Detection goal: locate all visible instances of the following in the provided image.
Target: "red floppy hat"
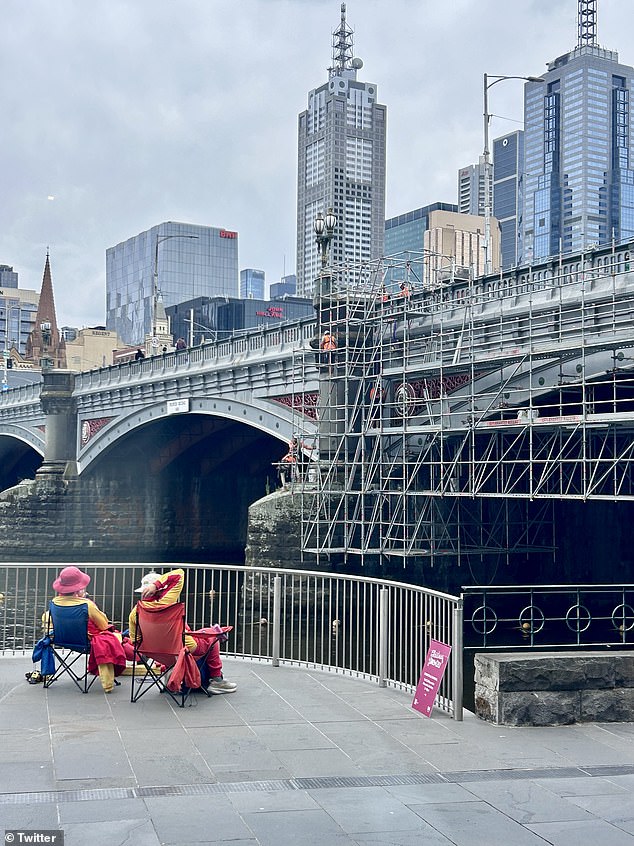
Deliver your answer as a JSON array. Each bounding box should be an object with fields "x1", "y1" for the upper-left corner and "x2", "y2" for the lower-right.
[{"x1": 52, "y1": 566, "x2": 91, "y2": 595}]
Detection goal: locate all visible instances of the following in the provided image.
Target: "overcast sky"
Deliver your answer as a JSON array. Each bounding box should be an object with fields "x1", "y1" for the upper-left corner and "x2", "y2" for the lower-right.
[{"x1": 1, "y1": 0, "x2": 628, "y2": 327}]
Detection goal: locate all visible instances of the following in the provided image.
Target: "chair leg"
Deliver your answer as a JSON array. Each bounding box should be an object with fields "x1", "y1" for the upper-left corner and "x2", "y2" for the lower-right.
[{"x1": 44, "y1": 649, "x2": 97, "y2": 693}]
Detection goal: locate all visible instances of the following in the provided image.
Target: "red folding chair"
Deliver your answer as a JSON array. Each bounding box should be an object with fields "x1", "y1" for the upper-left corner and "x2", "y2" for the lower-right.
[{"x1": 130, "y1": 602, "x2": 211, "y2": 708}]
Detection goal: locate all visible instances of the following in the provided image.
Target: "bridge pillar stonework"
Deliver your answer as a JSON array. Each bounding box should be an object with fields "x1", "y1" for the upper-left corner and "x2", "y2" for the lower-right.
[{"x1": 37, "y1": 370, "x2": 78, "y2": 480}]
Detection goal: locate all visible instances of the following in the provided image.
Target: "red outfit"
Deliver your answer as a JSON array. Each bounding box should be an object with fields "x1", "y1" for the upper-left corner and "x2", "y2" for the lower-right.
[{"x1": 129, "y1": 569, "x2": 223, "y2": 678}]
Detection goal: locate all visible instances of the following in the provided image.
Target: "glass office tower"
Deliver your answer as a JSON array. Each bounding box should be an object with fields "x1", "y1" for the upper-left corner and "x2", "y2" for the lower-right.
[
  {"x1": 240, "y1": 268, "x2": 265, "y2": 299},
  {"x1": 296, "y1": 4, "x2": 386, "y2": 297},
  {"x1": 385, "y1": 203, "x2": 459, "y2": 256},
  {"x1": 493, "y1": 130, "x2": 524, "y2": 268},
  {"x1": 106, "y1": 221, "x2": 239, "y2": 346},
  {"x1": 522, "y1": 24, "x2": 634, "y2": 261}
]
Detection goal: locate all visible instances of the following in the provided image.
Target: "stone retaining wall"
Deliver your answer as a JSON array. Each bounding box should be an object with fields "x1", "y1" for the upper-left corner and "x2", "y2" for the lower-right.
[{"x1": 475, "y1": 651, "x2": 634, "y2": 726}]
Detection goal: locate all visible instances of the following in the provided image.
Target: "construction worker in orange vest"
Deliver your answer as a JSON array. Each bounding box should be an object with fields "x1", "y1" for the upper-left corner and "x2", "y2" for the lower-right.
[{"x1": 320, "y1": 331, "x2": 337, "y2": 351}]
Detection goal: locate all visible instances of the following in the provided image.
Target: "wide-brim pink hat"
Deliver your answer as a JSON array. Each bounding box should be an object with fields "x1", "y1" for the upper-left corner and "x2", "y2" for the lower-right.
[{"x1": 52, "y1": 566, "x2": 91, "y2": 595}]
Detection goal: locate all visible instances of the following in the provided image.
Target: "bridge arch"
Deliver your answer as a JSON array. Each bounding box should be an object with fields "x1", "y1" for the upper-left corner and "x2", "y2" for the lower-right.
[
  {"x1": 78, "y1": 396, "x2": 315, "y2": 473},
  {"x1": 0, "y1": 426, "x2": 44, "y2": 491}
]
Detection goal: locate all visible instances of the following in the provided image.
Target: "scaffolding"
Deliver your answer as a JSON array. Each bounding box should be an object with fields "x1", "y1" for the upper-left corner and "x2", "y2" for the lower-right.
[{"x1": 295, "y1": 242, "x2": 634, "y2": 577}]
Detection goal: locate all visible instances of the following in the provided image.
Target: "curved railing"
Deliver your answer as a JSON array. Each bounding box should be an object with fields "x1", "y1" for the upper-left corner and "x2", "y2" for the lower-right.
[{"x1": 0, "y1": 561, "x2": 463, "y2": 719}]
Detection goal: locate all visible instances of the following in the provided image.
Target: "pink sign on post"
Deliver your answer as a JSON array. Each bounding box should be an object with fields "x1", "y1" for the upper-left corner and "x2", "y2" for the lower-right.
[{"x1": 412, "y1": 639, "x2": 452, "y2": 718}]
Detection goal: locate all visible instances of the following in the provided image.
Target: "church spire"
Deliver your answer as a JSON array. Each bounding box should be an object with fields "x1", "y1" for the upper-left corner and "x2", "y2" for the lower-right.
[{"x1": 25, "y1": 252, "x2": 66, "y2": 369}]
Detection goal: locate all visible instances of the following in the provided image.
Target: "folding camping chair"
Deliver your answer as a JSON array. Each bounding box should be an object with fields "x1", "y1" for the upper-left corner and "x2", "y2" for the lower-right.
[
  {"x1": 43, "y1": 601, "x2": 98, "y2": 693},
  {"x1": 130, "y1": 602, "x2": 214, "y2": 708}
]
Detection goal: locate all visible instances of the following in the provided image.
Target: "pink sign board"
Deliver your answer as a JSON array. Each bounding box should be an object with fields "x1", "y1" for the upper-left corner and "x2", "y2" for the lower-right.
[{"x1": 412, "y1": 639, "x2": 452, "y2": 718}]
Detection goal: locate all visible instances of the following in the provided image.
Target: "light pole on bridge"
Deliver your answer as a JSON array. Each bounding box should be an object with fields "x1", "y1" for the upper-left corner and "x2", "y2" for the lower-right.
[
  {"x1": 482, "y1": 72, "x2": 541, "y2": 275},
  {"x1": 152, "y1": 232, "x2": 199, "y2": 350}
]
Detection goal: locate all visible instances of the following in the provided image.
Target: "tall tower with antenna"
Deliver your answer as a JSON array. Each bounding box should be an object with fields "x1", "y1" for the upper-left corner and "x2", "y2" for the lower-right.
[
  {"x1": 521, "y1": 0, "x2": 634, "y2": 261},
  {"x1": 296, "y1": 3, "x2": 386, "y2": 297}
]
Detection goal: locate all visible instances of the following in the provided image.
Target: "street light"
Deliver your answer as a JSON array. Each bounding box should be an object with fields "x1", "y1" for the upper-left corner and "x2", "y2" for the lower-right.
[
  {"x1": 152, "y1": 232, "x2": 199, "y2": 347},
  {"x1": 183, "y1": 315, "x2": 220, "y2": 347},
  {"x1": 483, "y1": 73, "x2": 541, "y2": 275},
  {"x1": 314, "y1": 208, "x2": 337, "y2": 270}
]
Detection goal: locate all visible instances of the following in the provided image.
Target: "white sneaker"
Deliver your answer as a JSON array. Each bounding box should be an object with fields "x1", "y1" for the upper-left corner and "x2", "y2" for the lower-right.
[{"x1": 208, "y1": 677, "x2": 237, "y2": 694}]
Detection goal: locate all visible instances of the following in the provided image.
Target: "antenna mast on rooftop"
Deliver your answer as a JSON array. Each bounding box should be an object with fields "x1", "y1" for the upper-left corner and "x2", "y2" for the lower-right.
[
  {"x1": 578, "y1": 0, "x2": 598, "y2": 48},
  {"x1": 329, "y1": 2, "x2": 354, "y2": 76}
]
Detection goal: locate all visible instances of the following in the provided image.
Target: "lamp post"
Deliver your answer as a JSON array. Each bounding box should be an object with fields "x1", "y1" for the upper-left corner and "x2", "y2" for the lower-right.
[
  {"x1": 314, "y1": 208, "x2": 337, "y2": 270},
  {"x1": 152, "y1": 232, "x2": 199, "y2": 346},
  {"x1": 183, "y1": 315, "x2": 220, "y2": 346},
  {"x1": 483, "y1": 73, "x2": 541, "y2": 275}
]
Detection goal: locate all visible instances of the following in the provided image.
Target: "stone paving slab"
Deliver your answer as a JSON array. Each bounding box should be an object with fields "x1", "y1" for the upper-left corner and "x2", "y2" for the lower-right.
[{"x1": 1, "y1": 655, "x2": 634, "y2": 845}]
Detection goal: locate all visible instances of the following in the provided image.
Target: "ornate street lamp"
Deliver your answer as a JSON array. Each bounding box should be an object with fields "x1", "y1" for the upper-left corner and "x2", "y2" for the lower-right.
[{"x1": 314, "y1": 208, "x2": 337, "y2": 270}]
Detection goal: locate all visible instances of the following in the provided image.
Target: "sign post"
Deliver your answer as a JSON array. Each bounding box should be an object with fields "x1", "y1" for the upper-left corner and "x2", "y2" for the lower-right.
[{"x1": 412, "y1": 639, "x2": 452, "y2": 718}]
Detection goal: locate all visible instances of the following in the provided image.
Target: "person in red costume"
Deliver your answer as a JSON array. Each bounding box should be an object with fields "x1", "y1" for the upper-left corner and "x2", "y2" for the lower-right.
[
  {"x1": 44, "y1": 566, "x2": 129, "y2": 693},
  {"x1": 128, "y1": 568, "x2": 237, "y2": 694}
]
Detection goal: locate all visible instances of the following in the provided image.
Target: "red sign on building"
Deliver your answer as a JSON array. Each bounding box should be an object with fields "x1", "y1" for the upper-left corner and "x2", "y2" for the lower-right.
[
  {"x1": 219, "y1": 230, "x2": 237, "y2": 239},
  {"x1": 255, "y1": 306, "x2": 284, "y2": 318}
]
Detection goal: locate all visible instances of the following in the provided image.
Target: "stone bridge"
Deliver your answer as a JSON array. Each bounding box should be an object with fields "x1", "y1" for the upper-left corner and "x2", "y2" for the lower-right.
[
  {"x1": 2, "y1": 247, "x2": 634, "y2": 587},
  {"x1": 0, "y1": 319, "x2": 320, "y2": 487}
]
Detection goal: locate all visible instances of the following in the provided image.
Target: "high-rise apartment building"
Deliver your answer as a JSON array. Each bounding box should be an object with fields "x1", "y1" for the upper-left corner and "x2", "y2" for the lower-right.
[
  {"x1": 240, "y1": 268, "x2": 265, "y2": 300},
  {"x1": 296, "y1": 3, "x2": 386, "y2": 297},
  {"x1": 493, "y1": 130, "x2": 524, "y2": 268},
  {"x1": 0, "y1": 264, "x2": 38, "y2": 356},
  {"x1": 522, "y1": 1, "x2": 634, "y2": 261},
  {"x1": 424, "y1": 209, "x2": 500, "y2": 284},
  {"x1": 458, "y1": 159, "x2": 489, "y2": 217},
  {"x1": 106, "y1": 221, "x2": 239, "y2": 345},
  {"x1": 385, "y1": 204, "x2": 500, "y2": 287}
]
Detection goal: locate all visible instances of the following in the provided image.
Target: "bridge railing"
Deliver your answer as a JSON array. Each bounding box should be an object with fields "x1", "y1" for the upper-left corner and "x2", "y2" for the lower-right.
[
  {"x1": 0, "y1": 562, "x2": 463, "y2": 719},
  {"x1": 0, "y1": 381, "x2": 42, "y2": 410},
  {"x1": 72, "y1": 319, "x2": 318, "y2": 392}
]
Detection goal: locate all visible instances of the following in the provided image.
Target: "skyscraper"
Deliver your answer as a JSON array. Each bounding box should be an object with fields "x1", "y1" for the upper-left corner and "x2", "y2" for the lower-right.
[
  {"x1": 457, "y1": 159, "x2": 489, "y2": 217},
  {"x1": 240, "y1": 268, "x2": 265, "y2": 300},
  {"x1": 106, "y1": 221, "x2": 239, "y2": 346},
  {"x1": 522, "y1": 0, "x2": 634, "y2": 261},
  {"x1": 295, "y1": 3, "x2": 386, "y2": 297},
  {"x1": 493, "y1": 130, "x2": 524, "y2": 268}
]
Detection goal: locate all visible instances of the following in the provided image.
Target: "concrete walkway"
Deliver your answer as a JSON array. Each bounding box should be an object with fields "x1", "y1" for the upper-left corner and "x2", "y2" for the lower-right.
[{"x1": 1, "y1": 655, "x2": 634, "y2": 845}]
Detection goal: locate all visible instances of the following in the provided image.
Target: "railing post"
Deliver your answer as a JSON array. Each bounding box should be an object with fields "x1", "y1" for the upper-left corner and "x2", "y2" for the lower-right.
[
  {"x1": 378, "y1": 587, "x2": 389, "y2": 687},
  {"x1": 452, "y1": 598, "x2": 464, "y2": 721},
  {"x1": 272, "y1": 575, "x2": 281, "y2": 667}
]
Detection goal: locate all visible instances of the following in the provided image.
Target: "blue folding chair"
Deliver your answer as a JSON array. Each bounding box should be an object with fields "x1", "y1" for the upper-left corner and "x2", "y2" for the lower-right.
[{"x1": 43, "y1": 601, "x2": 98, "y2": 693}]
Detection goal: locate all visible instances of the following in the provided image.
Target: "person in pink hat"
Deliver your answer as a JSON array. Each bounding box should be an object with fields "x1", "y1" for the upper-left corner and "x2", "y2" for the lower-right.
[{"x1": 44, "y1": 566, "x2": 128, "y2": 693}]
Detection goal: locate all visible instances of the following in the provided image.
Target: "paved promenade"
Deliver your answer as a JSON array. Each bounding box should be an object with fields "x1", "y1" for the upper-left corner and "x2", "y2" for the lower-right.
[{"x1": 1, "y1": 655, "x2": 633, "y2": 845}]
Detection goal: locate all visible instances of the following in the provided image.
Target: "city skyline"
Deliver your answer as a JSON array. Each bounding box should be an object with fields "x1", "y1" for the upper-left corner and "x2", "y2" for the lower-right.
[{"x1": 0, "y1": 0, "x2": 629, "y2": 327}]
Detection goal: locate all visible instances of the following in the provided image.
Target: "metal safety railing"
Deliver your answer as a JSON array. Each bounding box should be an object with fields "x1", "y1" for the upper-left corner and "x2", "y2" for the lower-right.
[
  {"x1": 462, "y1": 583, "x2": 634, "y2": 649},
  {"x1": 0, "y1": 562, "x2": 463, "y2": 719}
]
